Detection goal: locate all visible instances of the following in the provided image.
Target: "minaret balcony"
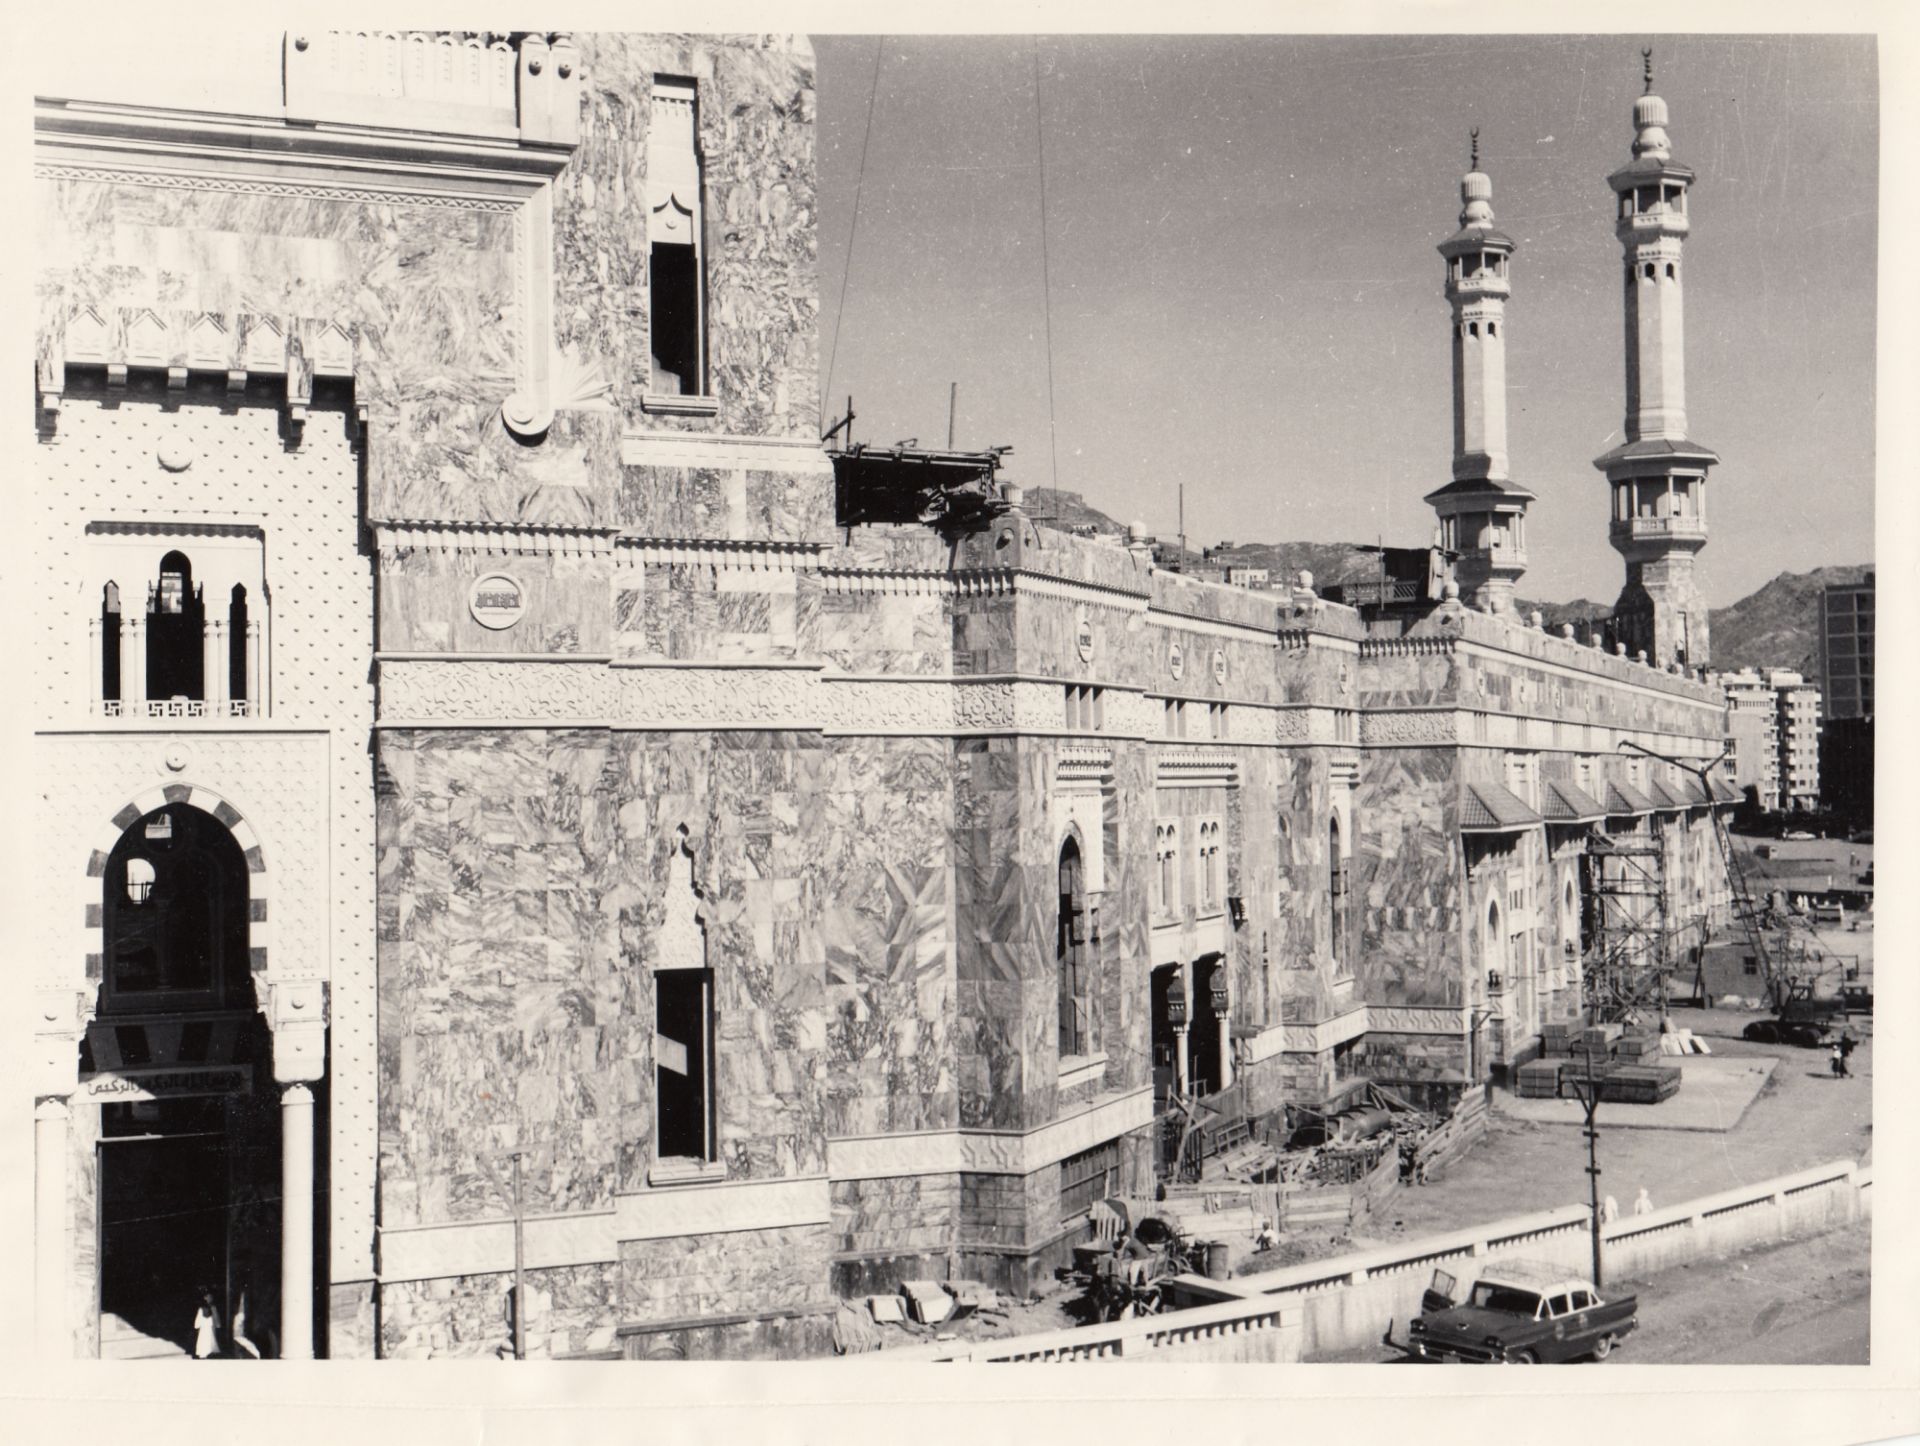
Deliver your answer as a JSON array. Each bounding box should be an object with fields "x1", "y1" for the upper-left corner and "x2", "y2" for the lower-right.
[
  {"x1": 1617, "y1": 212, "x2": 1690, "y2": 241},
  {"x1": 1461, "y1": 543, "x2": 1527, "y2": 574},
  {"x1": 1446, "y1": 275, "x2": 1511, "y2": 302},
  {"x1": 1611, "y1": 515, "x2": 1707, "y2": 548}
]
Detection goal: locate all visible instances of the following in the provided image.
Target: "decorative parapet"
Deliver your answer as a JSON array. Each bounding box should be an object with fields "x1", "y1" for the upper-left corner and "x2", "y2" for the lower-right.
[
  {"x1": 1360, "y1": 636, "x2": 1458, "y2": 660},
  {"x1": 1154, "y1": 751, "x2": 1240, "y2": 790},
  {"x1": 1439, "y1": 607, "x2": 1723, "y2": 705},
  {"x1": 283, "y1": 31, "x2": 580, "y2": 147},
  {"x1": 952, "y1": 567, "x2": 1149, "y2": 614},
  {"x1": 38, "y1": 306, "x2": 360, "y2": 436}
]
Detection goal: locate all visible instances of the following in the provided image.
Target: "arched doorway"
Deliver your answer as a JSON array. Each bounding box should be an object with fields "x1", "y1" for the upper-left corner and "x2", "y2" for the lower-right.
[
  {"x1": 1188, "y1": 954, "x2": 1227, "y2": 1097},
  {"x1": 85, "y1": 803, "x2": 279, "y2": 1358}
]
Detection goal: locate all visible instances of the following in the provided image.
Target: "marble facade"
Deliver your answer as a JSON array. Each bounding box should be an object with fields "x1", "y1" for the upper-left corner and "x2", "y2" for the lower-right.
[{"x1": 32, "y1": 30, "x2": 1735, "y2": 1360}]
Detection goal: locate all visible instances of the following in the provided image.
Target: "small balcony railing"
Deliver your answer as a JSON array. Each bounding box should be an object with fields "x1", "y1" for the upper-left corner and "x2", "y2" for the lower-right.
[{"x1": 99, "y1": 699, "x2": 255, "y2": 720}]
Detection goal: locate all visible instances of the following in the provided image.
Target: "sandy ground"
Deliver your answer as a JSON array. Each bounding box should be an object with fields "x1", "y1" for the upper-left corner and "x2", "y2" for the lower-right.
[
  {"x1": 1348, "y1": 1005, "x2": 1871, "y2": 1248},
  {"x1": 1494, "y1": 1052, "x2": 1777, "y2": 1131}
]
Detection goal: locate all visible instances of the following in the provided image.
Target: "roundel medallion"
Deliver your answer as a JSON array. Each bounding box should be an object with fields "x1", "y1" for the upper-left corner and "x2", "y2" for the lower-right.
[
  {"x1": 1168, "y1": 641, "x2": 1185, "y2": 681},
  {"x1": 469, "y1": 573, "x2": 527, "y2": 631},
  {"x1": 1212, "y1": 647, "x2": 1227, "y2": 685},
  {"x1": 1076, "y1": 607, "x2": 1095, "y2": 663}
]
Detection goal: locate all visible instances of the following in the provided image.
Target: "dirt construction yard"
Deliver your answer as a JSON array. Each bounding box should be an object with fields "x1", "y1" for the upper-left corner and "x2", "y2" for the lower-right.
[{"x1": 1347, "y1": 1005, "x2": 1872, "y2": 1248}]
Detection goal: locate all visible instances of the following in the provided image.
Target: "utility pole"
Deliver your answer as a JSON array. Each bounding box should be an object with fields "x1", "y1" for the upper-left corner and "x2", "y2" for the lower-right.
[
  {"x1": 479, "y1": 1143, "x2": 551, "y2": 1360},
  {"x1": 511, "y1": 1147, "x2": 526, "y2": 1361},
  {"x1": 1566, "y1": 1040, "x2": 1607, "y2": 1289},
  {"x1": 1178, "y1": 482, "x2": 1186, "y2": 573},
  {"x1": 947, "y1": 381, "x2": 957, "y2": 449}
]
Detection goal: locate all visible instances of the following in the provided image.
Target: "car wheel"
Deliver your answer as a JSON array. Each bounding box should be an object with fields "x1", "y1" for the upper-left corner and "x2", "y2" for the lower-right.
[
  {"x1": 1510, "y1": 1350, "x2": 1538, "y2": 1364},
  {"x1": 1593, "y1": 1334, "x2": 1615, "y2": 1360}
]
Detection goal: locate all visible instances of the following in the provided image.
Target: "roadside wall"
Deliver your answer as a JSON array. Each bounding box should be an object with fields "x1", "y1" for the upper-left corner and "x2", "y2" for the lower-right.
[{"x1": 881, "y1": 1157, "x2": 1869, "y2": 1362}]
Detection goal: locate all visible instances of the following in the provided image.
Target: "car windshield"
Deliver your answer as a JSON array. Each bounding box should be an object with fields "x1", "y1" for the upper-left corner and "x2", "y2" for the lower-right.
[{"x1": 1468, "y1": 1283, "x2": 1543, "y2": 1316}]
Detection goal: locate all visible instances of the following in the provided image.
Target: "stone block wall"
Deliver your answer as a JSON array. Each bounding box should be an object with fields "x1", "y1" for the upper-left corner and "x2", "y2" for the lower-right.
[
  {"x1": 1353, "y1": 747, "x2": 1463, "y2": 1009},
  {"x1": 619, "y1": 1221, "x2": 831, "y2": 1323},
  {"x1": 380, "y1": 1261, "x2": 622, "y2": 1361},
  {"x1": 829, "y1": 1174, "x2": 958, "y2": 1295}
]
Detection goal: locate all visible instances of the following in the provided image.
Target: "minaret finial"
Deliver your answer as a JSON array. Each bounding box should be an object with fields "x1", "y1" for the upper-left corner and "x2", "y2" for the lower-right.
[
  {"x1": 1470, "y1": 127, "x2": 1479, "y2": 170},
  {"x1": 1643, "y1": 47, "x2": 1654, "y2": 94}
]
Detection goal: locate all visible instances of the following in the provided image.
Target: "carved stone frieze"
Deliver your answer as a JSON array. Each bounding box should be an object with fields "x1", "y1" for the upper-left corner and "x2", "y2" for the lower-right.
[
  {"x1": 1365, "y1": 1006, "x2": 1466, "y2": 1036},
  {"x1": 1361, "y1": 710, "x2": 1460, "y2": 746},
  {"x1": 819, "y1": 678, "x2": 956, "y2": 734},
  {"x1": 378, "y1": 659, "x2": 612, "y2": 722},
  {"x1": 1273, "y1": 708, "x2": 1313, "y2": 743}
]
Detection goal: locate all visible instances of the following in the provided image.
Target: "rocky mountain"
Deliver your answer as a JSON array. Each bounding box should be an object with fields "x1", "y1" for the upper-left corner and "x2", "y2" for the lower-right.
[
  {"x1": 1020, "y1": 487, "x2": 1128, "y2": 533},
  {"x1": 1705, "y1": 564, "x2": 1874, "y2": 676}
]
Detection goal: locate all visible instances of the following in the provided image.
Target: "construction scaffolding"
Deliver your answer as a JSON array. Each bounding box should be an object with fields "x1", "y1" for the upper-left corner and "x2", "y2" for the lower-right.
[{"x1": 1582, "y1": 829, "x2": 1671, "y2": 1024}]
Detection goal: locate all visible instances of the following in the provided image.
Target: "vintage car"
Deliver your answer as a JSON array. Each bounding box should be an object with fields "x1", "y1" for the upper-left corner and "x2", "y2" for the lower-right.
[
  {"x1": 1384, "y1": 1259, "x2": 1638, "y2": 1364},
  {"x1": 1742, "y1": 1017, "x2": 1833, "y2": 1049}
]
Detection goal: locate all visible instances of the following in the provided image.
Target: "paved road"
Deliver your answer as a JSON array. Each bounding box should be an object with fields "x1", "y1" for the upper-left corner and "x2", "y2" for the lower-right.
[
  {"x1": 1691, "y1": 1294, "x2": 1869, "y2": 1365},
  {"x1": 1313, "y1": 1221, "x2": 1870, "y2": 1365}
]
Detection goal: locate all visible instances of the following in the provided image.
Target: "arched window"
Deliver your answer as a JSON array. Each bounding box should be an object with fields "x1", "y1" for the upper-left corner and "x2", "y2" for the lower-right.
[
  {"x1": 1487, "y1": 322, "x2": 1497, "y2": 338},
  {"x1": 1484, "y1": 897, "x2": 1504, "y2": 990},
  {"x1": 1665, "y1": 262, "x2": 1676, "y2": 280},
  {"x1": 1058, "y1": 837, "x2": 1091, "y2": 1058},
  {"x1": 147, "y1": 550, "x2": 205, "y2": 704},
  {"x1": 100, "y1": 582, "x2": 122, "y2": 705},
  {"x1": 229, "y1": 585, "x2": 250, "y2": 704},
  {"x1": 101, "y1": 804, "x2": 251, "y2": 1014},
  {"x1": 1329, "y1": 817, "x2": 1348, "y2": 974}
]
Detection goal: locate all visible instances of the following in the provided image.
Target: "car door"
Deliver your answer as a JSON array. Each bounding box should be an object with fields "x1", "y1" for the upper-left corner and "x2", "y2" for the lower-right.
[
  {"x1": 1544, "y1": 1292, "x2": 1576, "y2": 1362},
  {"x1": 1568, "y1": 1288, "x2": 1597, "y2": 1354},
  {"x1": 1421, "y1": 1268, "x2": 1457, "y2": 1315}
]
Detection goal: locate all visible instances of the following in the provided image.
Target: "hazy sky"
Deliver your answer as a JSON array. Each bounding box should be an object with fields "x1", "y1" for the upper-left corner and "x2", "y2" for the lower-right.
[{"x1": 813, "y1": 34, "x2": 1878, "y2": 605}]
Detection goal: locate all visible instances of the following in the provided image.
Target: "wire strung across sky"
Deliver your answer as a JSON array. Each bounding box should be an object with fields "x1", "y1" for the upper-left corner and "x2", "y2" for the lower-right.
[{"x1": 820, "y1": 34, "x2": 884, "y2": 434}]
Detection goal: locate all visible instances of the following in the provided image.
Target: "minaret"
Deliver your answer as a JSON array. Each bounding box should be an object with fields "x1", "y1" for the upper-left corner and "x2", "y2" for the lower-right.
[
  {"x1": 1426, "y1": 131, "x2": 1534, "y2": 613},
  {"x1": 1595, "y1": 51, "x2": 1718, "y2": 667}
]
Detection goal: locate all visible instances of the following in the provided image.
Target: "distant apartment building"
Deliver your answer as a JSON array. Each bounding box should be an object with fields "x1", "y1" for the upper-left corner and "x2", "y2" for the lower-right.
[
  {"x1": 1224, "y1": 565, "x2": 1271, "y2": 589},
  {"x1": 1819, "y1": 574, "x2": 1874, "y2": 720},
  {"x1": 1817, "y1": 575, "x2": 1873, "y2": 816},
  {"x1": 1773, "y1": 672, "x2": 1823, "y2": 810},
  {"x1": 1713, "y1": 668, "x2": 1821, "y2": 812},
  {"x1": 1717, "y1": 670, "x2": 1782, "y2": 809}
]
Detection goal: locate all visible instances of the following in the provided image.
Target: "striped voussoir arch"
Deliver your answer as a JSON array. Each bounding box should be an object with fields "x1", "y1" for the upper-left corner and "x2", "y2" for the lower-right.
[{"x1": 81, "y1": 783, "x2": 269, "y2": 982}]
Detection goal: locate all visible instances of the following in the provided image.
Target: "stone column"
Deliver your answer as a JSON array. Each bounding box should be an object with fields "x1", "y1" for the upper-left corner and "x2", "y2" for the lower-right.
[
  {"x1": 122, "y1": 616, "x2": 146, "y2": 710},
  {"x1": 280, "y1": 1082, "x2": 315, "y2": 1360},
  {"x1": 204, "y1": 619, "x2": 229, "y2": 712},
  {"x1": 1217, "y1": 1013, "x2": 1233, "y2": 1091},
  {"x1": 246, "y1": 620, "x2": 263, "y2": 716},
  {"x1": 1174, "y1": 1027, "x2": 1190, "y2": 1093},
  {"x1": 35, "y1": 1097, "x2": 69, "y2": 1359}
]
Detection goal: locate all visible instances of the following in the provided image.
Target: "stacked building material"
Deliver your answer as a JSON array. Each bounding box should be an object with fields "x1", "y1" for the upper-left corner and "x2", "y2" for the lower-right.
[
  {"x1": 1515, "y1": 1058, "x2": 1565, "y2": 1099},
  {"x1": 1599, "y1": 1061, "x2": 1683, "y2": 1104},
  {"x1": 1613, "y1": 1029, "x2": 1663, "y2": 1062},
  {"x1": 1541, "y1": 1022, "x2": 1580, "y2": 1057}
]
